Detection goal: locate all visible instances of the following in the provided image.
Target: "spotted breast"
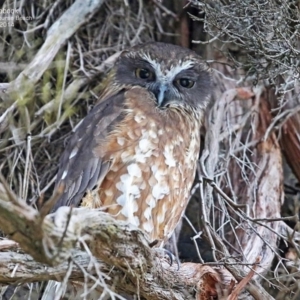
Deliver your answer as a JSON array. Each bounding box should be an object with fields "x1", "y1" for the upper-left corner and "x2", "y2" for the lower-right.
[{"x1": 80, "y1": 87, "x2": 201, "y2": 245}]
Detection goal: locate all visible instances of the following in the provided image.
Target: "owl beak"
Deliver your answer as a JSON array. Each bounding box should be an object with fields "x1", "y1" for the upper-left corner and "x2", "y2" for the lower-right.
[{"x1": 154, "y1": 84, "x2": 168, "y2": 107}]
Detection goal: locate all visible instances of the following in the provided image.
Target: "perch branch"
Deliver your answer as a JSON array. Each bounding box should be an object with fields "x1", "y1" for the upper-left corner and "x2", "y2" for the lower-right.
[{"x1": 0, "y1": 188, "x2": 235, "y2": 300}]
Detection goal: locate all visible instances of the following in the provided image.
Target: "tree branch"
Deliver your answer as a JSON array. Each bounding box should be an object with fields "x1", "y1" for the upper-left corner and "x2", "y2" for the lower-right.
[
  {"x1": 0, "y1": 186, "x2": 235, "y2": 299},
  {"x1": 0, "y1": 0, "x2": 105, "y2": 102}
]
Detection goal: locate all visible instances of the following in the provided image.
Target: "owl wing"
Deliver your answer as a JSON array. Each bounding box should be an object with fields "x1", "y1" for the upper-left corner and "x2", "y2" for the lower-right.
[{"x1": 52, "y1": 90, "x2": 126, "y2": 211}]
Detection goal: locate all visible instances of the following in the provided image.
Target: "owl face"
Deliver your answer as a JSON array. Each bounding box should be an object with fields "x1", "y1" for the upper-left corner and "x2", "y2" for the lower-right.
[{"x1": 114, "y1": 42, "x2": 211, "y2": 111}]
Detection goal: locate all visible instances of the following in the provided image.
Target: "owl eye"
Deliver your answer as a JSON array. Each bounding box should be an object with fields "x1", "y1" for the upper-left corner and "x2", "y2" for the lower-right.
[
  {"x1": 177, "y1": 78, "x2": 195, "y2": 88},
  {"x1": 135, "y1": 68, "x2": 153, "y2": 80}
]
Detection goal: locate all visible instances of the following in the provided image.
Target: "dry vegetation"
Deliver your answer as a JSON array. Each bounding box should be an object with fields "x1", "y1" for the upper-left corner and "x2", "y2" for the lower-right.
[{"x1": 0, "y1": 0, "x2": 300, "y2": 299}]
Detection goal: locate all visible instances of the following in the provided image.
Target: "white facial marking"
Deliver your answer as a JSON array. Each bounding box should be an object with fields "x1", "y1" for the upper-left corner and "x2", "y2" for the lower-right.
[{"x1": 141, "y1": 53, "x2": 194, "y2": 82}]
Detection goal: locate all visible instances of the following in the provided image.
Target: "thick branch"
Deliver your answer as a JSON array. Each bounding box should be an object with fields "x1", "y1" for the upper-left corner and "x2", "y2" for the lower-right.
[{"x1": 0, "y1": 189, "x2": 234, "y2": 300}]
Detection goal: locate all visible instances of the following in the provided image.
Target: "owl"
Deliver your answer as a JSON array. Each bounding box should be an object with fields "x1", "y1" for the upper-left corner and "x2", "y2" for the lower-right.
[{"x1": 53, "y1": 42, "x2": 211, "y2": 246}]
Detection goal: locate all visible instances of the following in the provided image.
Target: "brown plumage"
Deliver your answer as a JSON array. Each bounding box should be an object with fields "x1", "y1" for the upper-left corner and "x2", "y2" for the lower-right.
[{"x1": 53, "y1": 42, "x2": 211, "y2": 246}]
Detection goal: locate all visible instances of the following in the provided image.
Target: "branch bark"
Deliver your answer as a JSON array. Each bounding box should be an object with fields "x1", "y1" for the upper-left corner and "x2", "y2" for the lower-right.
[{"x1": 0, "y1": 186, "x2": 235, "y2": 300}]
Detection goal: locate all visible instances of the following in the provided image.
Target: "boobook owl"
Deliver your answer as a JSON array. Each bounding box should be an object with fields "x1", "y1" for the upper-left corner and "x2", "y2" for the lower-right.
[{"x1": 53, "y1": 42, "x2": 211, "y2": 246}]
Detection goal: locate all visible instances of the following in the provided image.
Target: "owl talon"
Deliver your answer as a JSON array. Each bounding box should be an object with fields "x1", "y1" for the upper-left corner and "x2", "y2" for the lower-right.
[
  {"x1": 149, "y1": 240, "x2": 159, "y2": 248},
  {"x1": 155, "y1": 248, "x2": 181, "y2": 270}
]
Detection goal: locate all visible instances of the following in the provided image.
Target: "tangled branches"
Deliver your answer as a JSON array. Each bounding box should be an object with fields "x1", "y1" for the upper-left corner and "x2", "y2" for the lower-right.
[{"x1": 192, "y1": 0, "x2": 300, "y2": 99}]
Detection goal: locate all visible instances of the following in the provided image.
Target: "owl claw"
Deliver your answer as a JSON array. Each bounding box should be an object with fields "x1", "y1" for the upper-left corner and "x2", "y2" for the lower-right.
[
  {"x1": 148, "y1": 239, "x2": 159, "y2": 248},
  {"x1": 154, "y1": 248, "x2": 181, "y2": 271}
]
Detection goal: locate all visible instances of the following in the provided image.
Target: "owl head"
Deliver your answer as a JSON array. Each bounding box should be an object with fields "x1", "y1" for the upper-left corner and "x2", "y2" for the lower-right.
[{"x1": 111, "y1": 42, "x2": 212, "y2": 111}]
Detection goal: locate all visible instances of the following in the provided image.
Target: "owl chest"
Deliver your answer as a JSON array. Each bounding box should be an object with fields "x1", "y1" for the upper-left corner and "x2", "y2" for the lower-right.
[{"x1": 98, "y1": 113, "x2": 200, "y2": 241}]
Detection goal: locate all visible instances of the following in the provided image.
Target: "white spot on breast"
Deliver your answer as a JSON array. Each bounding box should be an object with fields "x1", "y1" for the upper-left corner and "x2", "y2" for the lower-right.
[
  {"x1": 127, "y1": 163, "x2": 141, "y2": 178},
  {"x1": 152, "y1": 184, "x2": 170, "y2": 200},
  {"x1": 139, "y1": 139, "x2": 151, "y2": 152},
  {"x1": 153, "y1": 168, "x2": 166, "y2": 182},
  {"x1": 127, "y1": 130, "x2": 135, "y2": 139},
  {"x1": 116, "y1": 171, "x2": 141, "y2": 226},
  {"x1": 165, "y1": 226, "x2": 174, "y2": 239},
  {"x1": 104, "y1": 189, "x2": 113, "y2": 197},
  {"x1": 116, "y1": 194, "x2": 126, "y2": 206},
  {"x1": 135, "y1": 143, "x2": 154, "y2": 163},
  {"x1": 116, "y1": 174, "x2": 130, "y2": 192},
  {"x1": 117, "y1": 193, "x2": 139, "y2": 219},
  {"x1": 133, "y1": 216, "x2": 140, "y2": 226},
  {"x1": 177, "y1": 135, "x2": 184, "y2": 143},
  {"x1": 110, "y1": 164, "x2": 119, "y2": 172},
  {"x1": 151, "y1": 165, "x2": 158, "y2": 173},
  {"x1": 157, "y1": 203, "x2": 167, "y2": 224},
  {"x1": 144, "y1": 206, "x2": 152, "y2": 220},
  {"x1": 121, "y1": 173, "x2": 130, "y2": 182},
  {"x1": 163, "y1": 145, "x2": 176, "y2": 167},
  {"x1": 146, "y1": 195, "x2": 156, "y2": 208},
  {"x1": 140, "y1": 181, "x2": 147, "y2": 190},
  {"x1": 121, "y1": 151, "x2": 131, "y2": 163},
  {"x1": 120, "y1": 175, "x2": 140, "y2": 196},
  {"x1": 158, "y1": 129, "x2": 163, "y2": 136},
  {"x1": 129, "y1": 185, "x2": 141, "y2": 198},
  {"x1": 185, "y1": 134, "x2": 200, "y2": 168},
  {"x1": 149, "y1": 130, "x2": 157, "y2": 139},
  {"x1": 143, "y1": 221, "x2": 154, "y2": 233},
  {"x1": 69, "y1": 147, "x2": 78, "y2": 159},
  {"x1": 134, "y1": 114, "x2": 145, "y2": 123},
  {"x1": 117, "y1": 137, "x2": 125, "y2": 146},
  {"x1": 148, "y1": 176, "x2": 156, "y2": 187},
  {"x1": 61, "y1": 170, "x2": 68, "y2": 180},
  {"x1": 172, "y1": 171, "x2": 180, "y2": 181}
]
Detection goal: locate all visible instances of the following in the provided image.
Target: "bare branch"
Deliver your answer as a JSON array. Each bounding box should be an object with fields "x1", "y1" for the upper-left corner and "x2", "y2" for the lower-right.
[
  {"x1": 0, "y1": 191, "x2": 235, "y2": 299},
  {"x1": 0, "y1": 0, "x2": 105, "y2": 102}
]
